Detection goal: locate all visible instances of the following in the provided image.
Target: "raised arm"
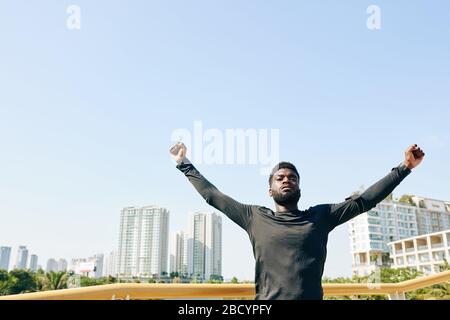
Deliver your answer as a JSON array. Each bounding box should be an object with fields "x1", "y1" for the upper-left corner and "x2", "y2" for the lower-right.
[
  {"x1": 325, "y1": 144, "x2": 425, "y2": 230},
  {"x1": 170, "y1": 142, "x2": 252, "y2": 230}
]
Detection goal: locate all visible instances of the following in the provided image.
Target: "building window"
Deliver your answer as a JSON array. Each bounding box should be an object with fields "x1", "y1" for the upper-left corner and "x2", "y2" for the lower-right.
[{"x1": 419, "y1": 253, "x2": 430, "y2": 263}]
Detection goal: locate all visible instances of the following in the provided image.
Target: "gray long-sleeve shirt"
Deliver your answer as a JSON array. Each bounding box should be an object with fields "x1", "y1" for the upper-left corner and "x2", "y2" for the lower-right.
[{"x1": 176, "y1": 160, "x2": 412, "y2": 300}]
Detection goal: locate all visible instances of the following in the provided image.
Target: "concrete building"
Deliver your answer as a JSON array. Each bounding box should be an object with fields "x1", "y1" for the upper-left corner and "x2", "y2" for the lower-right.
[
  {"x1": 187, "y1": 211, "x2": 222, "y2": 281},
  {"x1": 29, "y1": 254, "x2": 38, "y2": 272},
  {"x1": 388, "y1": 229, "x2": 450, "y2": 275},
  {"x1": 46, "y1": 258, "x2": 58, "y2": 272},
  {"x1": 0, "y1": 247, "x2": 11, "y2": 271},
  {"x1": 349, "y1": 195, "x2": 450, "y2": 276},
  {"x1": 170, "y1": 230, "x2": 190, "y2": 276},
  {"x1": 117, "y1": 206, "x2": 169, "y2": 278},
  {"x1": 57, "y1": 259, "x2": 68, "y2": 272},
  {"x1": 14, "y1": 246, "x2": 29, "y2": 270}
]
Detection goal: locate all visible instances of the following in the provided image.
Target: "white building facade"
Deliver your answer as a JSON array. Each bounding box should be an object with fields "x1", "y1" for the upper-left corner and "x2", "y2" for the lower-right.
[
  {"x1": 350, "y1": 196, "x2": 450, "y2": 276},
  {"x1": 103, "y1": 251, "x2": 117, "y2": 277},
  {"x1": 29, "y1": 254, "x2": 38, "y2": 272},
  {"x1": 187, "y1": 211, "x2": 222, "y2": 281},
  {"x1": 388, "y1": 229, "x2": 450, "y2": 275},
  {"x1": 170, "y1": 230, "x2": 191, "y2": 276},
  {"x1": 117, "y1": 206, "x2": 169, "y2": 278},
  {"x1": 14, "y1": 246, "x2": 29, "y2": 270},
  {"x1": 0, "y1": 247, "x2": 11, "y2": 271}
]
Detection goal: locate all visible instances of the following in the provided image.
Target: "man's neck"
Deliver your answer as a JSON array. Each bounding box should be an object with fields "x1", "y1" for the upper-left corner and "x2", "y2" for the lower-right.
[{"x1": 274, "y1": 202, "x2": 298, "y2": 213}]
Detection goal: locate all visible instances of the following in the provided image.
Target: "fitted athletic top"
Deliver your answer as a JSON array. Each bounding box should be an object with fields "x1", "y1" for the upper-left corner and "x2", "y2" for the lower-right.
[{"x1": 176, "y1": 159, "x2": 411, "y2": 299}]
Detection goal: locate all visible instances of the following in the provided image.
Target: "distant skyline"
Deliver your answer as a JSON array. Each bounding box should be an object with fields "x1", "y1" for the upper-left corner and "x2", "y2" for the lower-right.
[{"x1": 1, "y1": 1, "x2": 449, "y2": 281}]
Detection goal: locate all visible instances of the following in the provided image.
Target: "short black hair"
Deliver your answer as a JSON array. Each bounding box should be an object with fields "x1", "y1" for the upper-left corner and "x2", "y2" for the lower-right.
[{"x1": 269, "y1": 162, "x2": 300, "y2": 185}]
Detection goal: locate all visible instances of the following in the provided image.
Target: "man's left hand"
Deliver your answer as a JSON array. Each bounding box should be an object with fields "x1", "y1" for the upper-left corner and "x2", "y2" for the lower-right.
[{"x1": 404, "y1": 144, "x2": 425, "y2": 169}]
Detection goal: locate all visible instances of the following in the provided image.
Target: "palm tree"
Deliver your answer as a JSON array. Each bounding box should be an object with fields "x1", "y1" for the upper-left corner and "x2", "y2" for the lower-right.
[{"x1": 43, "y1": 271, "x2": 68, "y2": 290}]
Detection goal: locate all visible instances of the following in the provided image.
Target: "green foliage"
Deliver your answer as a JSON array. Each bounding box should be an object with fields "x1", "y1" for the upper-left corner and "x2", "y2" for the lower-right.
[
  {"x1": 324, "y1": 267, "x2": 422, "y2": 300},
  {"x1": 324, "y1": 267, "x2": 450, "y2": 300},
  {"x1": 104, "y1": 275, "x2": 118, "y2": 284},
  {"x1": 398, "y1": 194, "x2": 416, "y2": 206},
  {"x1": 7, "y1": 269, "x2": 37, "y2": 294},
  {"x1": 379, "y1": 267, "x2": 422, "y2": 283},
  {"x1": 190, "y1": 277, "x2": 200, "y2": 284},
  {"x1": 43, "y1": 271, "x2": 68, "y2": 290},
  {"x1": 79, "y1": 276, "x2": 110, "y2": 287},
  {"x1": 209, "y1": 274, "x2": 223, "y2": 283},
  {"x1": 0, "y1": 270, "x2": 17, "y2": 295},
  {"x1": 439, "y1": 259, "x2": 450, "y2": 272}
]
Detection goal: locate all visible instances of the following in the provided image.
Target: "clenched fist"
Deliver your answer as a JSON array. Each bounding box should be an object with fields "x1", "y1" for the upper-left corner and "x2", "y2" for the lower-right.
[
  {"x1": 404, "y1": 144, "x2": 425, "y2": 169},
  {"x1": 169, "y1": 142, "x2": 187, "y2": 163}
]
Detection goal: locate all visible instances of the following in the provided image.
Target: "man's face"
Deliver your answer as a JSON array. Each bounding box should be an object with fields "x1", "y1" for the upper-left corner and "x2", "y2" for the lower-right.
[{"x1": 269, "y1": 168, "x2": 301, "y2": 206}]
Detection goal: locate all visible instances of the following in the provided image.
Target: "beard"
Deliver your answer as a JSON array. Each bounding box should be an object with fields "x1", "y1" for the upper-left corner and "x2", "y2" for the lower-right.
[{"x1": 272, "y1": 188, "x2": 301, "y2": 206}]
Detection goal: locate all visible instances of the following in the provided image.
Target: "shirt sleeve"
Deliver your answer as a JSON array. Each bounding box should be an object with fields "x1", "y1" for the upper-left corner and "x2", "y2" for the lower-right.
[
  {"x1": 176, "y1": 158, "x2": 253, "y2": 231},
  {"x1": 324, "y1": 162, "x2": 412, "y2": 231}
]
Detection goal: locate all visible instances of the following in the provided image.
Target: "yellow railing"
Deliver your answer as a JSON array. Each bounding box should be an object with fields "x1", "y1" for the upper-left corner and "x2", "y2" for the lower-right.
[{"x1": 1, "y1": 270, "x2": 449, "y2": 300}]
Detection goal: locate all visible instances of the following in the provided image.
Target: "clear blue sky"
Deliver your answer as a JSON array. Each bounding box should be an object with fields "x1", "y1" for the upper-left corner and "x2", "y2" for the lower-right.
[{"x1": 1, "y1": 1, "x2": 449, "y2": 280}]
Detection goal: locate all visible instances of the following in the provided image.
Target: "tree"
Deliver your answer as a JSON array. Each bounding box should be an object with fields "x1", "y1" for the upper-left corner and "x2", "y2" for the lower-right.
[
  {"x1": 0, "y1": 270, "x2": 17, "y2": 296},
  {"x1": 105, "y1": 275, "x2": 117, "y2": 284},
  {"x1": 398, "y1": 194, "x2": 416, "y2": 206},
  {"x1": 43, "y1": 271, "x2": 68, "y2": 290},
  {"x1": 324, "y1": 268, "x2": 450, "y2": 300},
  {"x1": 80, "y1": 276, "x2": 106, "y2": 287},
  {"x1": 439, "y1": 259, "x2": 450, "y2": 272},
  {"x1": 230, "y1": 277, "x2": 238, "y2": 284},
  {"x1": 378, "y1": 267, "x2": 422, "y2": 283},
  {"x1": 7, "y1": 269, "x2": 37, "y2": 294},
  {"x1": 209, "y1": 274, "x2": 223, "y2": 283},
  {"x1": 35, "y1": 269, "x2": 47, "y2": 291},
  {"x1": 190, "y1": 277, "x2": 200, "y2": 284}
]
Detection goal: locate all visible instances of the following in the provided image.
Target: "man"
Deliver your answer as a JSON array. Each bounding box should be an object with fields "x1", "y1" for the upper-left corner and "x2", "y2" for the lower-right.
[{"x1": 170, "y1": 143, "x2": 425, "y2": 300}]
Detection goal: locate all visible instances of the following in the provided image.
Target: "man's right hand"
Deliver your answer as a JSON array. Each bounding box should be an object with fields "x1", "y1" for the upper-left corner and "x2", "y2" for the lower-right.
[{"x1": 169, "y1": 142, "x2": 187, "y2": 163}]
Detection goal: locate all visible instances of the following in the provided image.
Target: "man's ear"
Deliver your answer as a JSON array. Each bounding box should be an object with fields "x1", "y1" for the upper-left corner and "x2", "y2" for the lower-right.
[{"x1": 268, "y1": 187, "x2": 273, "y2": 198}]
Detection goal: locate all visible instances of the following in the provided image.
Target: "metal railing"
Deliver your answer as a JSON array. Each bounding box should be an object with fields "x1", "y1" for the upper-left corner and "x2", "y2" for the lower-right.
[{"x1": 0, "y1": 270, "x2": 449, "y2": 300}]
